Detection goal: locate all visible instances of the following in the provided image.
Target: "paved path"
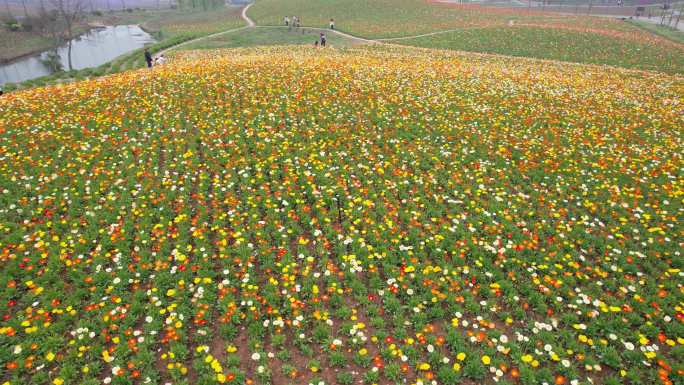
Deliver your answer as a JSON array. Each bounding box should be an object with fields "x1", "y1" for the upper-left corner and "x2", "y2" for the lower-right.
[
  {"x1": 376, "y1": 27, "x2": 484, "y2": 41},
  {"x1": 159, "y1": 3, "x2": 255, "y2": 55},
  {"x1": 242, "y1": 3, "x2": 256, "y2": 27}
]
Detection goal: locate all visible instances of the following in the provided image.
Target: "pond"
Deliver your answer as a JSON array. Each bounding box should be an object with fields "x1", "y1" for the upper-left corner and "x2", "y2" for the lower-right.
[{"x1": 0, "y1": 25, "x2": 155, "y2": 86}]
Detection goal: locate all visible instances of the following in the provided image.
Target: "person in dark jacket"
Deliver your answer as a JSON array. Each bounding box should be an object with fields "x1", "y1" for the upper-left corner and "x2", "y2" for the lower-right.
[
  {"x1": 320, "y1": 33, "x2": 326, "y2": 47},
  {"x1": 144, "y1": 49, "x2": 153, "y2": 68}
]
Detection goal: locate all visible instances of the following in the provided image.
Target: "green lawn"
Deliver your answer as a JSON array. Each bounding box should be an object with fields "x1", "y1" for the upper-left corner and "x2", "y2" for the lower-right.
[{"x1": 180, "y1": 26, "x2": 361, "y2": 50}]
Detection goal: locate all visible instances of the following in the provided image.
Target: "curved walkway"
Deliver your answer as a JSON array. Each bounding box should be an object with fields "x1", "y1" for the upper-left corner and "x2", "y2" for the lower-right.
[
  {"x1": 158, "y1": 3, "x2": 255, "y2": 55},
  {"x1": 376, "y1": 27, "x2": 485, "y2": 41},
  {"x1": 242, "y1": 3, "x2": 256, "y2": 27}
]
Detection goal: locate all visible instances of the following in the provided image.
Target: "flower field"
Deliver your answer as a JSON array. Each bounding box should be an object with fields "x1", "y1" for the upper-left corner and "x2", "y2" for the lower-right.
[
  {"x1": 0, "y1": 45, "x2": 683, "y2": 385},
  {"x1": 400, "y1": 26, "x2": 684, "y2": 74},
  {"x1": 248, "y1": 0, "x2": 684, "y2": 73}
]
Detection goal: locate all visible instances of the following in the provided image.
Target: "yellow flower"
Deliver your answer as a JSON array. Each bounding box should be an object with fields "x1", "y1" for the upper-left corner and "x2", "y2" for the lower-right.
[
  {"x1": 418, "y1": 363, "x2": 430, "y2": 371},
  {"x1": 53, "y1": 379, "x2": 64, "y2": 385},
  {"x1": 457, "y1": 352, "x2": 466, "y2": 361},
  {"x1": 226, "y1": 345, "x2": 237, "y2": 353},
  {"x1": 102, "y1": 351, "x2": 114, "y2": 363},
  {"x1": 217, "y1": 373, "x2": 226, "y2": 383},
  {"x1": 482, "y1": 355, "x2": 491, "y2": 365},
  {"x1": 46, "y1": 351, "x2": 55, "y2": 361},
  {"x1": 358, "y1": 348, "x2": 368, "y2": 356},
  {"x1": 521, "y1": 354, "x2": 533, "y2": 363},
  {"x1": 452, "y1": 363, "x2": 461, "y2": 371}
]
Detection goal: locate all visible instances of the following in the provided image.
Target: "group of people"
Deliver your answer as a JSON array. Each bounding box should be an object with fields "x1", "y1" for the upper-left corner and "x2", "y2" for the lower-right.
[
  {"x1": 286, "y1": 16, "x2": 335, "y2": 30},
  {"x1": 314, "y1": 33, "x2": 327, "y2": 47},
  {"x1": 284, "y1": 16, "x2": 301, "y2": 28},
  {"x1": 283, "y1": 16, "x2": 335, "y2": 47},
  {"x1": 144, "y1": 49, "x2": 166, "y2": 68}
]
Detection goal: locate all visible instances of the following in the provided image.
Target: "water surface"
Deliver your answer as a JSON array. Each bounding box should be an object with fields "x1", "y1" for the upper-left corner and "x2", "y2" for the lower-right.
[{"x1": 0, "y1": 25, "x2": 154, "y2": 85}]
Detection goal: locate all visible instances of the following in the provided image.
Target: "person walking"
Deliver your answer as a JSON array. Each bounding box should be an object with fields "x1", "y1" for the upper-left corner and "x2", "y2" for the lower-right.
[
  {"x1": 329, "y1": 18, "x2": 335, "y2": 29},
  {"x1": 320, "y1": 32, "x2": 326, "y2": 47},
  {"x1": 144, "y1": 49, "x2": 153, "y2": 68},
  {"x1": 284, "y1": 16, "x2": 289, "y2": 26}
]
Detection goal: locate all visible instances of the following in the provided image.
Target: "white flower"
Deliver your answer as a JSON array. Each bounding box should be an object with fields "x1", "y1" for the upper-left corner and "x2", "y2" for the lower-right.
[
  {"x1": 13, "y1": 345, "x2": 22, "y2": 354},
  {"x1": 251, "y1": 352, "x2": 261, "y2": 361},
  {"x1": 624, "y1": 342, "x2": 635, "y2": 350}
]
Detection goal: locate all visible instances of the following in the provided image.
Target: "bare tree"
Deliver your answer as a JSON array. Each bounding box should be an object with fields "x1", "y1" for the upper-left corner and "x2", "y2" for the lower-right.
[
  {"x1": 20, "y1": 0, "x2": 29, "y2": 17},
  {"x1": 3, "y1": 0, "x2": 13, "y2": 18},
  {"x1": 49, "y1": 0, "x2": 86, "y2": 70}
]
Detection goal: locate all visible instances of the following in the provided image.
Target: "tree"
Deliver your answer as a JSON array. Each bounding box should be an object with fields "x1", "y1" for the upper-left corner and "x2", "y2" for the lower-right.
[
  {"x1": 3, "y1": 0, "x2": 12, "y2": 18},
  {"x1": 49, "y1": 0, "x2": 86, "y2": 70},
  {"x1": 20, "y1": 0, "x2": 29, "y2": 18}
]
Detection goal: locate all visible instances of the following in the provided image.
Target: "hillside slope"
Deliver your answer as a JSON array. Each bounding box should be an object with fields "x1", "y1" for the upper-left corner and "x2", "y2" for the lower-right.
[{"x1": 0, "y1": 46, "x2": 682, "y2": 385}]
